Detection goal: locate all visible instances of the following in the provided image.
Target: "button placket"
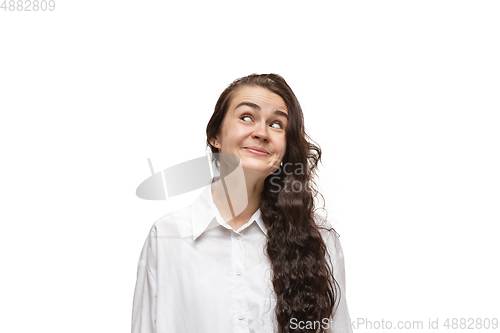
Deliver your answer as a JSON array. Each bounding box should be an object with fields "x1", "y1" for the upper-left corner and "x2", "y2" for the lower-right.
[{"x1": 231, "y1": 232, "x2": 247, "y2": 331}]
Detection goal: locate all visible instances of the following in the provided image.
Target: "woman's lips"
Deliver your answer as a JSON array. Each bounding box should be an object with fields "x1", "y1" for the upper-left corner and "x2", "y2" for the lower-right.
[{"x1": 243, "y1": 147, "x2": 270, "y2": 156}]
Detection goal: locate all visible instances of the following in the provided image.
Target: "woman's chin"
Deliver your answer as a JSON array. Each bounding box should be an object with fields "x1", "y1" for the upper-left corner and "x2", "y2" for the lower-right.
[{"x1": 240, "y1": 161, "x2": 274, "y2": 177}]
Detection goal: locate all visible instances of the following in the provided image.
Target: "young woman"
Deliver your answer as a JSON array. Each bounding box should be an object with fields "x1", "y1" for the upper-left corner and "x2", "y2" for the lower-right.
[{"x1": 132, "y1": 73, "x2": 352, "y2": 333}]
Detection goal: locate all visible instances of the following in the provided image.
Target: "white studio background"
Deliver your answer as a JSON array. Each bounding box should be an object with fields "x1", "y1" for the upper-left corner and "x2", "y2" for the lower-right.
[{"x1": 1, "y1": 1, "x2": 499, "y2": 332}]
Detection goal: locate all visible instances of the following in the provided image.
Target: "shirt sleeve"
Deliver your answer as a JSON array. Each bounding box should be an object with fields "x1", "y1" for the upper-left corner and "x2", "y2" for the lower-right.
[
  {"x1": 325, "y1": 228, "x2": 353, "y2": 333},
  {"x1": 132, "y1": 224, "x2": 158, "y2": 333}
]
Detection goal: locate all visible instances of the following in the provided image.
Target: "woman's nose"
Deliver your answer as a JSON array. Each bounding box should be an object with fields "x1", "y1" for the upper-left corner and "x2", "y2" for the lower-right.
[{"x1": 251, "y1": 122, "x2": 270, "y2": 142}]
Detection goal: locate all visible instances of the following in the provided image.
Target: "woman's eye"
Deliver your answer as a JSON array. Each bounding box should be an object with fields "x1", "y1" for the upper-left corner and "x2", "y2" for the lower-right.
[
  {"x1": 270, "y1": 122, "x2": 283, "y2": 129},
  {"x1": 241, "y1": 115, "x2": 252, "y2": 122}
]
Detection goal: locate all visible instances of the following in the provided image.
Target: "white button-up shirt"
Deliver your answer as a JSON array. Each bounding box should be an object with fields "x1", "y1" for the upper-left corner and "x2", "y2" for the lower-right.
[{"x1": 132, "y1": 180, "x2": 352, "y2": 333}]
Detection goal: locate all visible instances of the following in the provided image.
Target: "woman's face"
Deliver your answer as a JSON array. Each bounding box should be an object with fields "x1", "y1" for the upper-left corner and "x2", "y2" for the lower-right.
[{"x1": 213, "y1": 85, "x2": 288, "y2": 177}]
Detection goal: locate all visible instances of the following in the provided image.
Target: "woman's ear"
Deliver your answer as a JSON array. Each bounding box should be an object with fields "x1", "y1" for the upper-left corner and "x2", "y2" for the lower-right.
[{"x1": 210, "y1": 137, "x2": 219, "y2": 148}]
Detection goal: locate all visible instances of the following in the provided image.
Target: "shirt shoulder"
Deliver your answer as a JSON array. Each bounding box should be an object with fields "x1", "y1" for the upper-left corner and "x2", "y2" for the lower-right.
[
  {"x1": 152, "y1": 205, "x2": 193, "y2": 239},
  {"x1": 313, "y1": 213, "x2": 345, "y2": 264}
]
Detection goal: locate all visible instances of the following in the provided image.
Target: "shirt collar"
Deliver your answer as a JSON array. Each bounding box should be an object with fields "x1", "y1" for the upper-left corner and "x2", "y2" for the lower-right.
[{"x1": 191, "y1": 178, "x2": 268, "y2": 240}]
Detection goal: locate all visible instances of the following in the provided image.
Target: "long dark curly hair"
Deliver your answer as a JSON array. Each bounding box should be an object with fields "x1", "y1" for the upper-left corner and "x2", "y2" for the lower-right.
[{"x1": 206, "y1": 73, "x2": 340, "y2": 333}]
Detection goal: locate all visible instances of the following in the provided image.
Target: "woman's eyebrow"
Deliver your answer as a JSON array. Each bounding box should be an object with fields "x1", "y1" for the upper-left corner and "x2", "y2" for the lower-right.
[{"x1": 235, "y1": 101, "x2": 288, "y2": 119}]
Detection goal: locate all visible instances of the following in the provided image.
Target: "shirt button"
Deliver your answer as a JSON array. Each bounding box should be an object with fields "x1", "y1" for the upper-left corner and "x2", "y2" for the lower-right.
[
  {"x1": 236, "y1": 271, "x2": 241, "y2": 276},
  {"x1": 238, "y1": 315, "x2": 244, "y2": 320}
]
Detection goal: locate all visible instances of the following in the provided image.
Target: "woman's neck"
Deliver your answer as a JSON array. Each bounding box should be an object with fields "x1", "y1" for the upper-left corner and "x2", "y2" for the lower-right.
[{"x1": 211, "y1": 171, "x2": 264, "y2": 231}]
